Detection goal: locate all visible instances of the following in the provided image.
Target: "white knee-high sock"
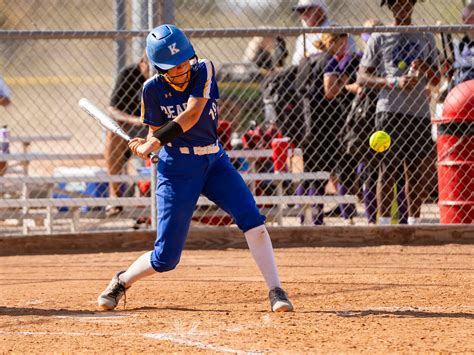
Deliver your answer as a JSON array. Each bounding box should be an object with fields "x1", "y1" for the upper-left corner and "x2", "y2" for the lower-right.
[
  {"x1": 119, "y1": 251, "x2": 156, "y2": 287},
  {"x1": 244, "y1": 225, "x2": 281, "y2": 290}
]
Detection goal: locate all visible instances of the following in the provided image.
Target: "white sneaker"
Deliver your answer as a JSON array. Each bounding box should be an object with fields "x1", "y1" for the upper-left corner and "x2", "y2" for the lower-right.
[
  {"x1": 97, "y1": 271, "x2": 129, "y2": 310},
  {"x1": 269, "y1": 287, "x2": 294, "y2": 312}
]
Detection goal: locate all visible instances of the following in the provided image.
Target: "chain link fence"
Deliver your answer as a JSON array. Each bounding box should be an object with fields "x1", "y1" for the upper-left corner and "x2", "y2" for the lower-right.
[{"x1": 0, "y1": 0, "x2": 472, "y2": 235}]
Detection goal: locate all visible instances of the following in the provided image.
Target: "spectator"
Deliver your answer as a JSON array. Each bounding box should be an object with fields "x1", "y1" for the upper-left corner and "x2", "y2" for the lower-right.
[
  {"x1": 452, "y1": 2, "x2": 474, "y2": 86},
  {"x1": 321, "y1": 30, "x2": 361, "y2": 224},
  {"x1": 357, "y1": 0, "x2": 440, "y2": 225},
  {"x1": 291, "y1": 0, "x2": 356, "y2": 65},
  {"x1": 294, "y1": 31, "x2": 350, "y2": 225},
  {"x1": 243, "y1": 35, "x2": 288, "y2": 71},
  {"x1": 341, "y1": 19, "x2": 408, "y2": 225},
  {"x1": 0, "y1": 76, "x2": 11, "y2": 176},
  {"x1": 104, "y1": 53, "x2": 150, "y2": 216}
]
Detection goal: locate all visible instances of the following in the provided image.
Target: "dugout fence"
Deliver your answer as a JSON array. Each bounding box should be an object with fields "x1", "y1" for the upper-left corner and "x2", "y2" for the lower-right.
[{"x1": 0, "y1": 0, "x2": 472, "y2": 235}]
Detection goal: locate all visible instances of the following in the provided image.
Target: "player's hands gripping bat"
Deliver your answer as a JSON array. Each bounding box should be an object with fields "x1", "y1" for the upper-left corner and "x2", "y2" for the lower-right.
[
  {"x1": 128, "y1": 137, "x2": 162, "y2": 161},
  {"x1": 78, "y1": 98, "x2": 159, "y2": 163}
]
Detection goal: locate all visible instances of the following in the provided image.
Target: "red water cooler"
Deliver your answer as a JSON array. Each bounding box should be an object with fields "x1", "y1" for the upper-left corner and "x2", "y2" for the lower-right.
[
  {"x1": 271, "y1": 137, "x2": 290, "y2": 173},
  {"x1": 432, "y1": 80, "x2": 474, "y2": 224}
]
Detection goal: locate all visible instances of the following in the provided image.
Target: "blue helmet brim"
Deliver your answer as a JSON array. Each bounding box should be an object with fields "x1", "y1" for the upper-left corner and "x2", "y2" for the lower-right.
[{"x1": 152, "y1": 45, "x2": 196, "y2": 71}]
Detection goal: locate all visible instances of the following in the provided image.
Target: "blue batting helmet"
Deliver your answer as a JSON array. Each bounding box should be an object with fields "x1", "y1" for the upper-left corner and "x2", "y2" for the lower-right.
[{"x1": 146, "y1": 24, "x2": 195, "y2": 71}]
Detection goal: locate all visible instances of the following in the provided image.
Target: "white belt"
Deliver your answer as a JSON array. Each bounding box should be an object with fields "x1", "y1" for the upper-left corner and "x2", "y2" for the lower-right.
[{"x1": 167, "y1": 142, "x2": 219, "y2": 156}]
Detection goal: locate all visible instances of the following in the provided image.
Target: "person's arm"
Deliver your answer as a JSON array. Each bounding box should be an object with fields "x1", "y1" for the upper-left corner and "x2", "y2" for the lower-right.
[
  {"x1": 130, "y1": 59, "x2": 217, "y2": 160},
  {"x1": 173, "y1": 97, "x2": 208, "y2": 132},
  {"x1": 324, "y1": 73, "x2": 348, "y2": 100},
  {"x1": 412, "y1": 59, "x2": 441, "y2": 87},
  {"x1": 323, "y1": 57, "x2": 348, "y2": 100},
  {"x1": 344, "y1": 82, "x2": 361, "y2": 95},
  {"x1": 129, "y1": 97, "x2": 207, "y2": 159},
  {"x1": 413, "y1": 36, "x2": 442, "y2": 87},
  {"x1": 357, "y1": 65, "x2": 392, "y2": 89},
  {"x1": 107, "y1": 106, "x2": 143, "y2": 126},
  {"x1": 356, "y1": 34, "x2": 413, "y2": 90},
  {"x1": 291, "y1": 35, "x2": 304, "y2": 66},
  {"x1": 358, "y1": 65, "x2": 418, "y2": 91},
  {"x1": 109, "y1": 66, "x2": 144, "y2": 125}
]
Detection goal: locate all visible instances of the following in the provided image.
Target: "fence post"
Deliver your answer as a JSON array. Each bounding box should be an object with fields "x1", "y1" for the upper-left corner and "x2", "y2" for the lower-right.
[
  {"x1": 114, "y1": 0, "x2": 127, "y2": 74},
  {"x1": 132, "y1": 0, "x2": 148, "y2": 61}
]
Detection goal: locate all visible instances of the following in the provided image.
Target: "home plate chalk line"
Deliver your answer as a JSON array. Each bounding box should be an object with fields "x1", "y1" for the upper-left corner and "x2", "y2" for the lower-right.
[
  {"x1": 0, "y1": 315, "x2": 271, "y2": 353},
  {"x1": 0, "y1": 330, "x2": 265, "y2": 353}
]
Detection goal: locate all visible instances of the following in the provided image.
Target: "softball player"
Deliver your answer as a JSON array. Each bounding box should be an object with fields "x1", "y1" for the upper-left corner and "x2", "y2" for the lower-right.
[{"x1": 98, "y1": 24, "x2": 293, "y2": 312}]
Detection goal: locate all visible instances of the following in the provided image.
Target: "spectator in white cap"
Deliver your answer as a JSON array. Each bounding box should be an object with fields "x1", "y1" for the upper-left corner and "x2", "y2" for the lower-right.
[{"x1": 292, "y1": 0, "x2": 356, "y2": 65}]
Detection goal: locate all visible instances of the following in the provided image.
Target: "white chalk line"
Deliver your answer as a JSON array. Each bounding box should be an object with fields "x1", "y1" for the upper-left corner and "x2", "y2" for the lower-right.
[
  {"x1": 144, "y1": 333, "x2": 256, "y2": 354},
  {"x1": 0, "y1": 330, "x2": 263, "y2": 353},
  {"x1": 1, "y1": 313, "x2": 276, "y2": 353}
]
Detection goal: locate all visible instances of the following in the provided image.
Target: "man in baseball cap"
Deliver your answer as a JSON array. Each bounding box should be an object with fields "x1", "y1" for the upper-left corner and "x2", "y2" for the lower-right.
[
  {"x1": 292, "y1": 0, "x2": 355, "y2": 65},
  {"x1": 293, "y1": 0, "x2": 329, "y2": 13}
]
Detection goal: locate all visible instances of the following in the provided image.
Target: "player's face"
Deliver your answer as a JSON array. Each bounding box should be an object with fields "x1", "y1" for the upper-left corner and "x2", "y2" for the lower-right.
[
  {"x1": 165, "y1": 60, "x2": 191, "y2": 86},
  {"x1": 390, "y1": 0, "x2": 415, "y2": 25},
  {"x1": 300, "y1": 6, "x2": 326, "y2": 27},
  {"x1": 332, "y1": 36, "x2": 348, "y2": 57}
]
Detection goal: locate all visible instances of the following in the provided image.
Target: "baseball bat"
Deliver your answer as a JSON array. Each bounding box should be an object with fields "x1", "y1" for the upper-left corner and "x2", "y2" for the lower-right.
[{"x1": 78, "y1": 98, "x2": 159, "y2": 163}]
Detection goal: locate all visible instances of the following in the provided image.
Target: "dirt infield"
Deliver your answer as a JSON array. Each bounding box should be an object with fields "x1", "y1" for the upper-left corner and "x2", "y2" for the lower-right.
[{"x1": 1, "y1": 245, "x2": 473, "y2": 353}]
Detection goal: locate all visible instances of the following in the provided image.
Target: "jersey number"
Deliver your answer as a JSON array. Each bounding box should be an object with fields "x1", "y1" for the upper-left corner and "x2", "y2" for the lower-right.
[{"x1": 209, "y1": 102, "x2": 218, "y2": 120}]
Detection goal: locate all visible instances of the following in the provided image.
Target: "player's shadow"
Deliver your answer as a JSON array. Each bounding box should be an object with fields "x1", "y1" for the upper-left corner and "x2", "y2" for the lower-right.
[
  {"x1": 0, "y1": 306, "x2": 128, "y2": 317},
  {"x1": 332, "y1": 309, "x2": 474, "y2": 319}
]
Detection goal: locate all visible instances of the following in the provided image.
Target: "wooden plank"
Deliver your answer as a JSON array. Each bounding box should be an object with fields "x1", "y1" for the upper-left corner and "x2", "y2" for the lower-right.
[
  {"x1": 0, "y1": 174, "x2": 150, "y2": 184},
  {"x1": 0, "y1": 197, "x2": 149, "y2": 208},
  {"x1": 0, "y1": 148, "x2": 300, "y2": 162},
  {"x1": 0, "y1": 194, "x2": 357, "y2": 208},
  {"x1": 0, "y1": 225, "x2": 472, "y2": 256},
  {"x1": 197, "y1": 195, "x2": 358, "y2": 205},
  {"x1": 0, "y1": 153, "x2": 103, "y2": 162},
  {"x1": 227, "y1": 149, "x2": 273, "y2": 158},
  {"x1": 241, "y1": 172, "x2": 330, "y2": 180},
  {"x1": 0, "y1": 149, "x2": 276, "y2": 162},
  {"x1": 0, "y1": 172, "x2": 329, "y2": 185},
  {"x1": 10, "y1": 134, "x2": 72, "y2": 143}
]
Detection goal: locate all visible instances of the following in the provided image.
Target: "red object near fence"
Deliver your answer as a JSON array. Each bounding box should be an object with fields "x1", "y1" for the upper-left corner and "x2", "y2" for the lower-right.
[
  {"x1": 271, "y1": 137, "x2": 290, "y2": 173},
  {"x1": 217, "y1": 120, "x2": 232, "y2": 151},
  {"x1": 432, "y1": 80, "x2": 474, "y2": 224}
]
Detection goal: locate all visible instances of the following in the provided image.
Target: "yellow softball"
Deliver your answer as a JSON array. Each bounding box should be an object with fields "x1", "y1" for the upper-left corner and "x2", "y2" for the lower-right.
[{"x1": 369, "y1": 131, "x2": 391, "y2": 153}]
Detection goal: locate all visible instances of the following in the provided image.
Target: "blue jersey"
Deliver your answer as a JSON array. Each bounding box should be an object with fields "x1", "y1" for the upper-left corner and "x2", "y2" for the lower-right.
[{"x1": 141, "y1": 59, "x2": 219, "y2": 147}]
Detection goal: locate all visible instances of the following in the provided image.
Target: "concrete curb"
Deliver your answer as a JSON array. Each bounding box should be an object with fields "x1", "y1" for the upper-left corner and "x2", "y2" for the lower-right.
[{"x1": 0, "y1": 225, "x2": 473, "y2": 256}]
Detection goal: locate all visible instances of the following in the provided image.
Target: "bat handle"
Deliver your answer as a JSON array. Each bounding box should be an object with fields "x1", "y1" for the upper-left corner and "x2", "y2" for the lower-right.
[{"x1": 149, "y1": 153, "x2": 159, "y2": 164}]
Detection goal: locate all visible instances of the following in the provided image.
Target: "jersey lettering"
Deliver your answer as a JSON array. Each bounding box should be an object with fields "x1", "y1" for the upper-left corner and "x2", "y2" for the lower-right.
[
  {"x1": 161, "y1": 103, "x2": 188, "y2": 119},
  {"x1": 209, "y1": 102, "x2": 218, "y2": 120}
]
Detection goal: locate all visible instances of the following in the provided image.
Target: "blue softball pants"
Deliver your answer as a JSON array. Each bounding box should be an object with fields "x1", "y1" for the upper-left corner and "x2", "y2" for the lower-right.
[{"x1": 150, "y1": 145, "x2": 265, "y2": 272}]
